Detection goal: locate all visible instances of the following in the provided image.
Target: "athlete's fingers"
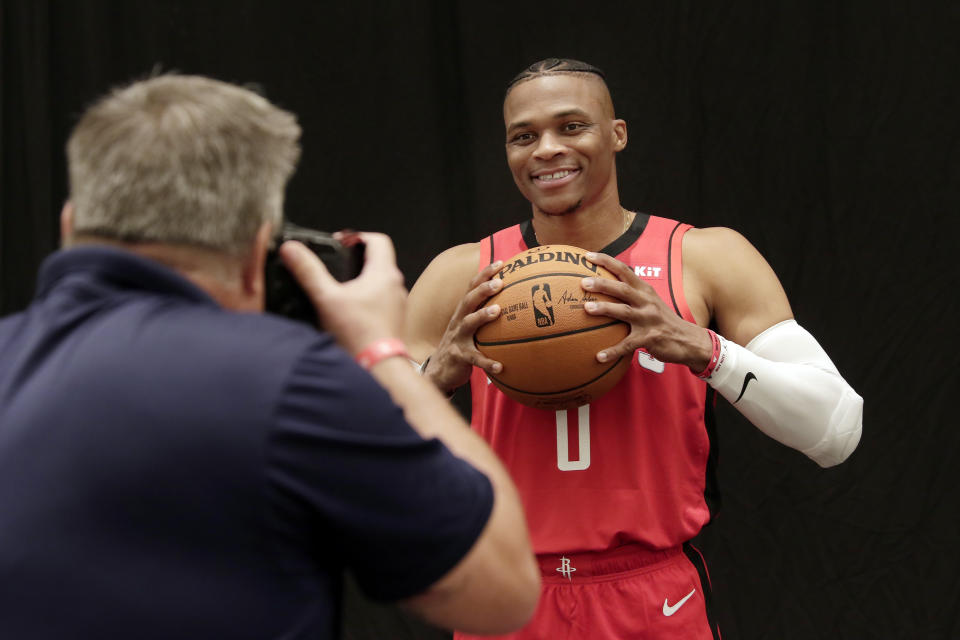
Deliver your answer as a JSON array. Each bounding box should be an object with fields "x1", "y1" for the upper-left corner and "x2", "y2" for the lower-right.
[
  {"x1": 582, "y1": 299, "x2": 634, "y2": 324},
  {"x1": 457, "y1": 304, "x2": 504, "y2": 374},
  {"x1": 584, "y1": 251, "x2": 641, "y2": 286},
  {"x1": 467, "y1": 350, "x2": 504, "y2": 376},
  {"x1": 468, "y1": 260, "x2": 504, "y2": 290},
  {"x1": 594, "y1": 337, "x2": 638, "y2": 363},
  {"x1": 459, "y1": 303, "x2": 502, "y2": 336},
  {"x1": 580, "y1": 273, "x2": 638, "y2": 306},
  {"x1": 453, "y1": 276, "x2": 504, "y2": 321}
]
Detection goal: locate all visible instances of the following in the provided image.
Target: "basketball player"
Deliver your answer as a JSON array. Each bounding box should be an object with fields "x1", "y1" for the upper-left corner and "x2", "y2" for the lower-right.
[{"x1": 404, "y1": 59, "x2": 863, "y2": 639}]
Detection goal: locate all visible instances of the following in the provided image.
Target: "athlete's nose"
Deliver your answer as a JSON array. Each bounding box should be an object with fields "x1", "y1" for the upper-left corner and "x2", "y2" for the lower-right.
[{"x1": 532, "y1": 131, "x2": 566, "y2": 160}]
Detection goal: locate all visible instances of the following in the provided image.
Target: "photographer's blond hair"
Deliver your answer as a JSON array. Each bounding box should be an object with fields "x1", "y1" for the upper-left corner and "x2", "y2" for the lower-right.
[{"x1": 67, "y1": 74, "x2": 301, "y2": 255}]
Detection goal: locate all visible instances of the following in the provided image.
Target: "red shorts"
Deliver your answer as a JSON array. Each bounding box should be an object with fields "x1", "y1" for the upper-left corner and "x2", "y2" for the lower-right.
[{"x1": 455, "y1": 543, "x2": 721, "y2": 640}]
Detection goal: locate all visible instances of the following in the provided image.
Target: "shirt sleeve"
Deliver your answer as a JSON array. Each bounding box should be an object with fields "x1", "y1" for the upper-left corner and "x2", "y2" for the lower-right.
[{"x1": 265, "y1": 336, "x2": 494, "y2": 601}]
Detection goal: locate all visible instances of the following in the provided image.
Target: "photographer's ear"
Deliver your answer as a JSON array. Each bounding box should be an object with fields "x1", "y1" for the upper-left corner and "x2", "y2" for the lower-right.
[
  {"x1": 60, "y1": 202, "x2": 75, "y2": 246},
  {"x1": 242, "y1": 221, "x2": 274, "y2": 310}
]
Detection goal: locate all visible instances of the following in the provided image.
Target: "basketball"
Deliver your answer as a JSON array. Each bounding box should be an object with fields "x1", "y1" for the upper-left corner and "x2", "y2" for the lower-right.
[{"x1": 474, "y1": 244, "x2": 630, "y2": 410}]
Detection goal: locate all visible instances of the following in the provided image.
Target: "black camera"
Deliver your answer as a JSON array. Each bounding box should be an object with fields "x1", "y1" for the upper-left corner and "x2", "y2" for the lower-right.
[{"x1": 264, "y1": 223, "x2": 365, "y2": 326}]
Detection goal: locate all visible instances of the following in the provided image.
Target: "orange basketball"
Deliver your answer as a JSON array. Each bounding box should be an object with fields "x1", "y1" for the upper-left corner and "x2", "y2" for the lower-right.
[{"x1": 474, "y1": 244, "x2": 630, "y2": 410}]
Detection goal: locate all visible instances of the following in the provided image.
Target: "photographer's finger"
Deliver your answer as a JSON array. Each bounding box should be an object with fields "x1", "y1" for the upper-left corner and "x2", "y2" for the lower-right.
[
  {"x1": 279, "y1": 240, "x2": 336, "y2": 298},
  {"x1": 352, "y1": 232, "x2": 397, "y2": 273}
]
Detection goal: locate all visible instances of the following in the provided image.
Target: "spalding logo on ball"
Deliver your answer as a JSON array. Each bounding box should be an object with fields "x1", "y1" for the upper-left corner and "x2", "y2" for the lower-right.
[{"x1": 474, "y1": 244, "x2": 630, "y2": 410}]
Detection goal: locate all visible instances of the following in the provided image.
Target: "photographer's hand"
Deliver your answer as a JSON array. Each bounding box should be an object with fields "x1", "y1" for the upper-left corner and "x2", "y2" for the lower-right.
[{"x1": 279, "y1": 232, "x2": 406, "y2": 354}]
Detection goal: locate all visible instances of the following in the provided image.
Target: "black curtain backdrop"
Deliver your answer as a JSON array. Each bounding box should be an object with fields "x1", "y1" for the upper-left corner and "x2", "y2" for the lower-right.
[{"x1": 2, "y1": 1, "x2": 958, "y2": 638}]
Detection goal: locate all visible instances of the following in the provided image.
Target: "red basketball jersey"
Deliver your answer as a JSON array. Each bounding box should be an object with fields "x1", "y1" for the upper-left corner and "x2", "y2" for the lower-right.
[{"x1": 470, "y1": 214, "x2": 718, "y2": 554}]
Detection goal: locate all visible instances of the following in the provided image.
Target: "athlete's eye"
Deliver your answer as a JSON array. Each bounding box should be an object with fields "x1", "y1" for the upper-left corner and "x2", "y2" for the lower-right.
[
  {"x1": 509, "y1": 132, "x2": 535, "y2": 145},
  {"x1": 561, "y1": 122, "x2": 587, "y2": 133}
]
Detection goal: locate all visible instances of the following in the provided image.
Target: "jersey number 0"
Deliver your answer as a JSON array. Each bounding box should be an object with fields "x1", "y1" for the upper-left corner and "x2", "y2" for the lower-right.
[{"x1": 556, "y1": 405, "x2": 591, "y2": 471}]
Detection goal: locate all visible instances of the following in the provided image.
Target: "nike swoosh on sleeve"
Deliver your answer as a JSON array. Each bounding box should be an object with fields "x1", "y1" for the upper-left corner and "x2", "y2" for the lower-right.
[{"x1": 734, "y1": 372, "x2": 756, "y2": 404}]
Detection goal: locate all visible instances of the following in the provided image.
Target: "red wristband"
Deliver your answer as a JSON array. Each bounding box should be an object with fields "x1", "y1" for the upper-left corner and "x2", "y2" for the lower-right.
[
  {"x1": 355, "y1": 338, "x2": 410, "y2": 370},
  {"x1": 693, "y1": 329, "x2": 722, "y2": 379}
]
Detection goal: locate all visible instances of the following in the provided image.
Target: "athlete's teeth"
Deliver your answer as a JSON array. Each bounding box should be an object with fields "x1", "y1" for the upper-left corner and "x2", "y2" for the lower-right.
[{"x1": 539, "y1": 170, "x2": 572, "y2": 181}]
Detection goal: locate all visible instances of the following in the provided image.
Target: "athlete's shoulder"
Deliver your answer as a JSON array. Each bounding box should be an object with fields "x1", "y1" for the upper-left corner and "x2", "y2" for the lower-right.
[
  {"x1": 417, "y1": 242, "x2": 482, "y2": 285},
  {"x1": 431, "y1": 241, "x2": 482, "y2": 268},
  {"x1": 682, "y1": 226, "x2": 770, "y2": 275}
]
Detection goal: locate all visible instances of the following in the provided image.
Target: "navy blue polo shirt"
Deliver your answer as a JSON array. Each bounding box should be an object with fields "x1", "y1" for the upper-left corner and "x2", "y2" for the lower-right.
[{"x1": 0, "y1": 246, "x2": 493, "y2": 640}]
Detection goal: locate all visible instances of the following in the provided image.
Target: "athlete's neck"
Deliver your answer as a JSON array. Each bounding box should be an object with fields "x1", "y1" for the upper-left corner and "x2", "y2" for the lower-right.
[{"x1": 531, "y1": 194, "x2": 632, "y2": 252}]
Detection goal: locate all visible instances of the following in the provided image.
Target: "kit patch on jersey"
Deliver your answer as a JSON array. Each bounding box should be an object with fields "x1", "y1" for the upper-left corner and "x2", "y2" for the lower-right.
[
  {"x1": 633, "y1": 264, "x2": 665, "y2": 280},
  {"x1": 637, "y1": 350, "x2": 666, "y2": 374}
]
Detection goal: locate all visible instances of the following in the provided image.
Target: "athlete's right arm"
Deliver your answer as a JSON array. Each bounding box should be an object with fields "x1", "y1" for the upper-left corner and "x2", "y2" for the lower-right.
[{"x1": 405, "y1": 243, "x2": 505, "y2": 394}]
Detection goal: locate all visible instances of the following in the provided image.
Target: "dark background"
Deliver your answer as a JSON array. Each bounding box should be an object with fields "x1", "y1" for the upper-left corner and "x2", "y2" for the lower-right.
[{"x1": 2, "y1": 1, "x2": 958, "y2": 638}]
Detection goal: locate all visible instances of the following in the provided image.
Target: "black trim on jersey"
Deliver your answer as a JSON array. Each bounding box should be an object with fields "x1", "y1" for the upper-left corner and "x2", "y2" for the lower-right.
[
  {"x1": 666, "y1": 221, "x2": 683, "y2": 316},
  {"x1": 603, "y1": 212, "x2": 650, "y2": 256},
  {"x1": 682, "y1": 542, "x2": 722, "y2": 640},
  {"x1": 663, "y1": 220, "x2": 719, "y2": 518},
  {"x1": 703, "y1": 384, "x2": 721, "y2": 519},
  {"x1": 520, "y1": 219, "x2": 537, "y2": 248},
  {"x1": 518, "y1": 213, "x2": 650, "y2": 256}
]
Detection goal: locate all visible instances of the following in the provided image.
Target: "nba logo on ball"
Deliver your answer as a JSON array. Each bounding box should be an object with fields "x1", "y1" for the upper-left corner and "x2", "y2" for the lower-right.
[
  {"x1": 474, "y1": 244, "x2": 630, "y2": 410},
  {"x1": 532, "y1": 284, "x2": 555, "y2": 327}
]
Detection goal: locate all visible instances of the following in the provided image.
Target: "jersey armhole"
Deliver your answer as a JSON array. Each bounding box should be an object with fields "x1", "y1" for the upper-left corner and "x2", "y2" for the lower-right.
[
  {"x1": 479, "y1": 235, "x2": 493, "y2": 273},
  {"x1": 668, "y1": 223, "x2": 697, "y2": 323}
]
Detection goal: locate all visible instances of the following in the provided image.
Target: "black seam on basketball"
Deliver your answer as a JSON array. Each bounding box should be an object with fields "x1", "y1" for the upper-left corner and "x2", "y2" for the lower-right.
[
  {"x1": 488, "y1": 356, "x2": 624, "y2": 395},
  {"x1": 488, "y1": 234, "x2": 494, "y2": 265},
  {"x1": 667, "y1": 222, "x2": 682, "y2": 317},
  {"x1": 475, "y1": 320, "x2": 624, "y2": 346}
]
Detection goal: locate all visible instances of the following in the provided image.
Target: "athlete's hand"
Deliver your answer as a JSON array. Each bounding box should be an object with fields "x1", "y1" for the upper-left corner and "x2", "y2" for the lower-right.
[
  {"x1": 280, "y1": 232, "x2": 406, "y2": 355},
  {"x1": 580, "y1": 252, "x2": 713, "y2": 372},
  {"x1": 422, "y1": 260, "x2": 505, "y2": 394}
]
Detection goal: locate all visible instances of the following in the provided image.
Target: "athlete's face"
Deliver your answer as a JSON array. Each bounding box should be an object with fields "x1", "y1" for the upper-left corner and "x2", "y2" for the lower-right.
[{"x1": 503, "y1": 74, "x2": 627, "y2": 216}]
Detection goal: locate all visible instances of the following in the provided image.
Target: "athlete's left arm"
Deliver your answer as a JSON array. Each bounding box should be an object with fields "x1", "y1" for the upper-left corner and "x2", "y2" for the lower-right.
[{"x1": 683, "y1": 227, "x2": 863, "y2": 467}]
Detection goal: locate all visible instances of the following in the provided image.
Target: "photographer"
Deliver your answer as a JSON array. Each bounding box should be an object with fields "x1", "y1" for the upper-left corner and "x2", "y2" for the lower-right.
[{"x1": 0, "y1": 74, "x2": 538, "y2": 639}]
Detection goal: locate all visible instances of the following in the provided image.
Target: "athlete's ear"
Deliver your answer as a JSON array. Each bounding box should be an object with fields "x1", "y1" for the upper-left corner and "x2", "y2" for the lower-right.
[{"x1": 612, "y1": 119, "x2": 627, "y2": 152}]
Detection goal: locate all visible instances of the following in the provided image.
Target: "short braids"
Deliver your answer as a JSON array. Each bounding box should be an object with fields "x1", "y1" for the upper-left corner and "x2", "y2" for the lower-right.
[{"x1": 506, "y1": 58, "x2": 607, "y2": 95}]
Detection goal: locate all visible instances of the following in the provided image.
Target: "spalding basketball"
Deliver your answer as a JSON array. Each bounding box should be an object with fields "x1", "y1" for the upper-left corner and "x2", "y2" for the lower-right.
[{"x1": 474, "y1": 244, "x2": 630, "y2": 410}]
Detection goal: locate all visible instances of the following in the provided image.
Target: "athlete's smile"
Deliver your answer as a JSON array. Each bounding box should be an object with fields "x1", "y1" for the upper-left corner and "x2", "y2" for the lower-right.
[{"x1": 531, "y1": 167, "x2": 580, "y2": 189}]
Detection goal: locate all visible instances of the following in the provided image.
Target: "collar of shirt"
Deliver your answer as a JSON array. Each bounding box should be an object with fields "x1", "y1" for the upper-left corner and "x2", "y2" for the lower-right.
[{"x1": 35, "y1": 245, "x2": 217, "y2": 307}]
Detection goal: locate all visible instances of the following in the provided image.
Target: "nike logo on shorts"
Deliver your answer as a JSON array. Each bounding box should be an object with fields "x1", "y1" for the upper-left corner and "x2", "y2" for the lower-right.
[
  {"x1": 662, "y1": 588, "x2": 697, "y2": 616},
  {"x1": 734, "y1": 371, "x2": 756, "y2": 404}
]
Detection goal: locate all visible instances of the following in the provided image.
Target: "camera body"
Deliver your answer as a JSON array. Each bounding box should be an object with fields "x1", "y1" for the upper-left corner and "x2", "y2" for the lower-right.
[{"x1": 264, "y1": 223, "x2": 365, "y2": 326}]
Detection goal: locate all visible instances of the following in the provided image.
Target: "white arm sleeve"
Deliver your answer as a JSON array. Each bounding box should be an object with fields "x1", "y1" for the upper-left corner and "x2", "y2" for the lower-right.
[{"x1": 706, "y1": 320, "x2": 863, "y2": 467}]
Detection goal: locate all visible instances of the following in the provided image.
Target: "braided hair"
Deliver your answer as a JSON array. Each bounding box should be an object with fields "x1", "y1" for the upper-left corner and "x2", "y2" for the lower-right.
[{"x1": 505, "y1": 58, "x2": 607, "y2": 96}]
